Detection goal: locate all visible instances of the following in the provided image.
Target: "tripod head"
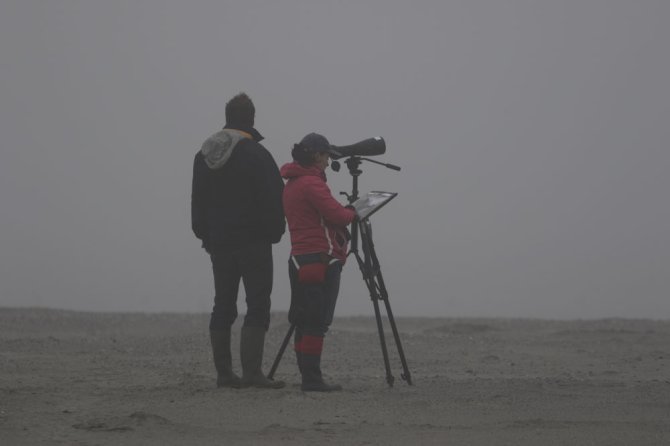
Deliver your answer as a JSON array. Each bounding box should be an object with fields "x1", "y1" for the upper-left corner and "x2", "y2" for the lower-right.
[
  {"x1": 328, "y1": 136, "x2": 400, "y2": 203},
  {"x1": 332, "y1": 155, "x2": 401, "y2": 203},
  {"x1": 326, "y1": 136, "x2": 400, "y2": 201}
]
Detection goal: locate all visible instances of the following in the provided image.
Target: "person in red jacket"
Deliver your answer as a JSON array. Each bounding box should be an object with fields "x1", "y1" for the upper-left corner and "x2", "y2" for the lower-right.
[{"x1": 280, "y1": 133, "x2": 357, "y2": 391}]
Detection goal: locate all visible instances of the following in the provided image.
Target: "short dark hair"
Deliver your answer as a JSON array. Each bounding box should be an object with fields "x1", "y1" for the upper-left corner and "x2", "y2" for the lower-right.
[{"x1": 225, "y1": 93, "x2": 255, "y2": 129}]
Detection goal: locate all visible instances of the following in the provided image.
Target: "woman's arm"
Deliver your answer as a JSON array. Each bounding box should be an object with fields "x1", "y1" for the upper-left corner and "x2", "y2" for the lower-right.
[{"x1": 304, "y1": 178, "x2": 356, "y2": 226}]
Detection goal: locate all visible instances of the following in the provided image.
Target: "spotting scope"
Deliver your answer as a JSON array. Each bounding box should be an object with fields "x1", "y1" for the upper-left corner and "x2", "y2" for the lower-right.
[{"x1": 329, "y1": 137, "x2": 385, "y2": 159}]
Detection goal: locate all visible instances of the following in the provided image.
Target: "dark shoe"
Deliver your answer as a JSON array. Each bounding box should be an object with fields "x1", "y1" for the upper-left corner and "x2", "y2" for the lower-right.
[
  {"x1": 240, "y1": 326, "x2": 285, "y2": 389},
  {"x1": 217, "y1": 373, "x2": 243, "y2": 388},
  {"x1": 210, "y1": 329, "x2": 242, "y2": 389},
  {"x1": 300, "y1": 338, "x2": 341, "y2": 392}
]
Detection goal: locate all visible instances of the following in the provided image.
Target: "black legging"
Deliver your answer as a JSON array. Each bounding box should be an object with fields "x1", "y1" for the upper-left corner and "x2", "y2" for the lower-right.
[{"x1": 288, "y1": 256, "x2": 342, "y2": 337}]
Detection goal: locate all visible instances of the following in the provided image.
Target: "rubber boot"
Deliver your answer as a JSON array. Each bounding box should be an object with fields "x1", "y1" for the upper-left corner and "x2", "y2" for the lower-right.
[
  {"x1": 210, "y1": 329, "x2": 242, "y2": 388},
  {"x1": 300, "y1": 335, "x2": 342, "y2": 392},
  {"x1": 240, "y1": 326, "x2": 285, "y2": 389}
]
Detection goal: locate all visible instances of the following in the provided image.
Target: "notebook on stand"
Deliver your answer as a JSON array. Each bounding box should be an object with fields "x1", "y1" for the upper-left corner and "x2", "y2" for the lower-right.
[{"x1": 351, "y1": 191, "x2": 398, "y2": 221}]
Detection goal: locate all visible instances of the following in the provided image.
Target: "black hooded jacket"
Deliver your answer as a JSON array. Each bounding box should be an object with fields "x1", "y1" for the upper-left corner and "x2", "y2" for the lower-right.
[{"x1": 191, "y1": 126, "x2": 285, "y2": 251}]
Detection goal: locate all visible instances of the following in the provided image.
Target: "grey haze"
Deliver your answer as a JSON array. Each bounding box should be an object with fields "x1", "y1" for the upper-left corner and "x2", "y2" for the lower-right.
[{"x1": 1, "y1": 1, "x2": 668, "y2": 318}]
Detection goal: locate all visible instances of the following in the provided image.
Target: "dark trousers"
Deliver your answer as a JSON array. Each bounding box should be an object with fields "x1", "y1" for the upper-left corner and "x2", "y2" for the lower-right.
[
  {"x1": 209, "y1": 242, "x2": 273, "y2": 331},
  {"x1": 288, "y1": 257, "x2": 342, "y2": 337}
]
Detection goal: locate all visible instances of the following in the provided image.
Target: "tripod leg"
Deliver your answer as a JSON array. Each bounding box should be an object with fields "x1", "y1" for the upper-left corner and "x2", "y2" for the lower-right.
[
  {"x1": 372, "y1": 297, "x2": 395, "y2": 387},
  {"x1": 267, "y1": 323, "x2": 295, "y2": 380},
  {"x1": 360, "y1": 219, "x2": 412, "y2": 386},
  {"x1": 381, "y1": 294, "x2": 412, "y2": 385},
  {"x1": 357, "y1": 221, "x2": 396, "y2": 387}
]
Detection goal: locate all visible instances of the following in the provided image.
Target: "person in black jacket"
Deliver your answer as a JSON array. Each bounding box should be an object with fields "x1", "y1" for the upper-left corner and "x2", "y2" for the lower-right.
[{"x1": 191, "y1": 92, "x2": 285, "y2": 389}]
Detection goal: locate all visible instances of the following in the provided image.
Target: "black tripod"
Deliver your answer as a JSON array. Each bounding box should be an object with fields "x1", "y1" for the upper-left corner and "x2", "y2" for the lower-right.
[{"x1": 268, "y1": 155, "x2": 412, "y2": 387}]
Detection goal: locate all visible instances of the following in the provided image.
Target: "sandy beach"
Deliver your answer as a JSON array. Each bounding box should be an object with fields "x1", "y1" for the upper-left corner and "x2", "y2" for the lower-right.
[{"x1": 1, "y1": 308, "x2": 668, "y2": 445}]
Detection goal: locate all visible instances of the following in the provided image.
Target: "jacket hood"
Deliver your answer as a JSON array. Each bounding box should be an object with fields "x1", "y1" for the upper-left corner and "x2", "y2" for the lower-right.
[
  {"x1": 200, "y1": 129, "x2": 247, "y2": 169},
  {"x1": 280, "y1": 162, "x2": 327, "y2": 182}
]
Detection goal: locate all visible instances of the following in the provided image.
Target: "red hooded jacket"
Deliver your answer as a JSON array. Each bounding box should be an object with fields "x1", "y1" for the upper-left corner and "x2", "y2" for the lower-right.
[{"x1": 281, "y1": 162, "x2": 356, "y2": 262}]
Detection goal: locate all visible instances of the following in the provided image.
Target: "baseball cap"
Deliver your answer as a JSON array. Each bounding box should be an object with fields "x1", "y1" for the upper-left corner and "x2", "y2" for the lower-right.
[{"x1": 298, "y1": 133, "x2": 342, "y2": 157}]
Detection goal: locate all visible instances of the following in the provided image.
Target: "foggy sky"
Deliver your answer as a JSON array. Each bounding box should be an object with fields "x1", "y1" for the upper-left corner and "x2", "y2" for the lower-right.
[{"x1": 1, "y1": 1, "x2": 668, "y2": 319}]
